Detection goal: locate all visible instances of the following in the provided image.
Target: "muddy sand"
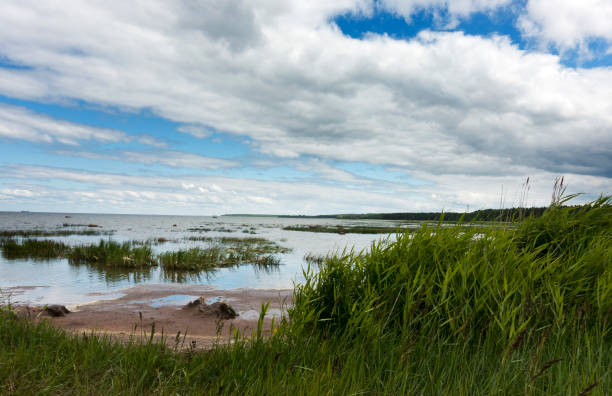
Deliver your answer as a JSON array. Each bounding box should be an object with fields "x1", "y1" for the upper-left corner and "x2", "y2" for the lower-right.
[{"x1": 10, "y1": 284, "x2": 293, "y2": 349}]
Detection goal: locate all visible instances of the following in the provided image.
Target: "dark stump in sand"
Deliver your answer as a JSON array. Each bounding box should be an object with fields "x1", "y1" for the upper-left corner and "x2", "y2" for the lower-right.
[
  {"x1": 184, "y1": 298, "x2": 238, "y2": 320},
  {"x1": 45, "y1": 305, "x2": 70, "y2": 317}
]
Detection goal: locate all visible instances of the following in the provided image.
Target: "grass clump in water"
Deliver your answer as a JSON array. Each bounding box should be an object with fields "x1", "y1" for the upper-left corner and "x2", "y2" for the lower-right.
[
  {"x1": 0, "y1": 239, "x2": 70, "y2": 260},
  {"x1": 0, "y1": 229, "x2": 110, "y2": 238},
  {"x1": 68, "y1": 240, "x2": 155, "y2": 268},
  {"x1": 158, "y1": 247, "x2": 226, "y2": 271},
  {"x1": 283, "y1": 224, "x2": 410, "y2": 234},
  {"x1": 158, "y1": 245, "x2": 281, "y2": 271}
]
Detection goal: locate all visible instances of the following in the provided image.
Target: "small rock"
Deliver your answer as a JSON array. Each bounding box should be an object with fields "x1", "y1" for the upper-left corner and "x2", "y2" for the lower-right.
[
  {"x1": 184, "y1": 297, "x2": 204, "y2": 309},
  {"x1": 200, "y1": 302, "x2": 238, "y2": 320},
  {"x1": 184, "y1": 298, "x2": 238, "y2": 320},
  {"x1": 45, "y1": 305, "x2": 70, "y2": 317}
]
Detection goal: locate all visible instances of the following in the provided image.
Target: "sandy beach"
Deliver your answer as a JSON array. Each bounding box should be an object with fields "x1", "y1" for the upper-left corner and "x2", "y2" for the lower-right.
[{"x1": 11, "y1": 285, "x2": 293, "y2": 349}]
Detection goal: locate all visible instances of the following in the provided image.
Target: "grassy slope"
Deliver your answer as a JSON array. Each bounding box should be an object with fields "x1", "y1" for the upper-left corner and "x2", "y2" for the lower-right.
[{"x1": 1, "y1": 197, "x2": 610, "y2": 395}]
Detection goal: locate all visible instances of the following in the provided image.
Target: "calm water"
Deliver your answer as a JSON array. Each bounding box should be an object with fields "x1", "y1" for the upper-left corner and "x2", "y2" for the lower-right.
[{"x1": 0, "y1": 212, "x2": 409, "y2": 305}]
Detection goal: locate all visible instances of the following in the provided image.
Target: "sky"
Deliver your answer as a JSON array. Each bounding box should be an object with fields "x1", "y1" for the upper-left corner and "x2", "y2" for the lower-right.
[{"x1": 0, "y1": 0, "x2": 610, "y2": 215}]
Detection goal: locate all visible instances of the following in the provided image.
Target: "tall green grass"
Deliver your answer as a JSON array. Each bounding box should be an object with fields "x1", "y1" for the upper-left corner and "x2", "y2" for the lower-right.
[
  {"x1": 291, "y1": 196, "x2": 611, "y2": 342},
  {"x1": 69, "y1": 240, "x2": 155, "y2": 268},
  {"x1": 1, "y1": 239, "x2": 70, "y2": 260},
  {"x1": 0, "y1": 196, "x2": 610, "y2": 394},
  {"x1": 158, "y1": 246, "x2": 280, "y2": 271}
]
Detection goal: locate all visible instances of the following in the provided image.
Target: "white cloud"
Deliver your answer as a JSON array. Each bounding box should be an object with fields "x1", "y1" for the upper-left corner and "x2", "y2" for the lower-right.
[
  {"x1": 2, "y1": 164, "x2": 609, "y2": 215},
  {"x1": 0, "y1": 104, "x2": 129, "y2": 145},
  {"x1": 136, "y1": 134, "x2": 168, "y2": 148},
  {"x1": 0, "y1": 104, "x2": 173, "y2": 150},
  {"x1": 0, "y1": 0, "x2": 610, "y2": 213},
  {"x1": 519, "y1": 0, "x2": 612, "y2": 52},
  {"x1": 379, "y1": 0, "x2": 512, "y2": 27},
  {"x1": 57, "y1": 149, "x2": 237, "y2": 169},
  {"x1": 177, "y1": 125, "x2": 213, "y2": 139}
]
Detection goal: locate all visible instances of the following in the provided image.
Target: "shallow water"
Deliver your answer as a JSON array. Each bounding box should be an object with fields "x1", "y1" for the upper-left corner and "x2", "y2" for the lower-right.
[{"x1": 0, "y1": 212, "x2": 411, "y2": 305}]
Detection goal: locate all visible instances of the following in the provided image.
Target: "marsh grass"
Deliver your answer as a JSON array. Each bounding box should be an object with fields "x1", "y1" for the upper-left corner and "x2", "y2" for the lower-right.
[
  {"x1": 158, "y1": 243, "x2": 282, "y2": 271},
  {"x1": 303, "y1": 252, "x2": 326, "y2": 266},
  {"x1": 0, "y1": 239, "x2": 70, "y2": 260},
  {"x1": 69, "y1": 240, "x2": 155, "y2": 268},
  {"x1": 0, "y1": 229, "x2": 110, "y2": 238},
  {"x1": 283, "y1": 224, "x2": 407, "y2": 234},
  {"x1": 1, "y1": 196, "x2": 610, "y2": 394},
  {"x1": 2, "y1": 236, "x2": 289, "y2": 274}
]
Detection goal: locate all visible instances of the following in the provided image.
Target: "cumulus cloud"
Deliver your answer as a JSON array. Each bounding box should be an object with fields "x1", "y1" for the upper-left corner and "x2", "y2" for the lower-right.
[
  {"x1": 518, "y1": 0, "x2": 612, "y2": 53},
  {"x1": 379, "y1": 0, "x2": 512, "y2": 27},
  {"x1": 0, "y1": 0, "x2": 610, "y2": 212}
]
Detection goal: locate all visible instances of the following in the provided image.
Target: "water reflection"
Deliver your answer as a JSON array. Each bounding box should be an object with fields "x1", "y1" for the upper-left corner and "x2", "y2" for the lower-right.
[
  {"x1": 160, "y1": 268, "x2": 212, "y2": 283},
  {"x1": 67, "y1": 261, "x2": 156, "y2": 284}
]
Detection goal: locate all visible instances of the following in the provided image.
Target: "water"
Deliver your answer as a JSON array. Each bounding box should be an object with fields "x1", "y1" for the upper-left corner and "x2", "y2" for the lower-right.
[{"x1": 0, "y1": 212, "x2": 409, "y2": 305}]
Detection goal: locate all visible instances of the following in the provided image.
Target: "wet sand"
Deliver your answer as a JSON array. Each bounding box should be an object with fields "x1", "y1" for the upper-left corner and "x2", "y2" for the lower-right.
[{"x1": 11, "y1": 284, "x2": 293, "y2": 349}]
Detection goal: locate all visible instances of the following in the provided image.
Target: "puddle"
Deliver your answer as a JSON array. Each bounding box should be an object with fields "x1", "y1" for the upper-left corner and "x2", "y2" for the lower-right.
[
  {"x1": 205, "y1": 296, "x2": 226, "y2": 304},
  {"x1": 150, "y1": 294, "x2": 198, "y2": 307}
]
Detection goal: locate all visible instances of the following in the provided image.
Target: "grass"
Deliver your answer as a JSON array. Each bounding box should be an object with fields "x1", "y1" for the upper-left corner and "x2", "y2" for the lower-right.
[
  {"x1": 158, "y1": 237, "x2": 288, "y2": 271},
  {"x1": 0, "y1": 229, "x2": 110, "y2": 238},
  {"x1": 284, "y1": 223, "x2": 497, "y2": 234},
  {"x1": 303, "y1": 252, "x2": 326, "y2": 266},
  {"x1": 0, "y1": 195, "x2": 610, "y2": 394},
  {"x1": 69, "y1": 240, "x2": 156, "y2": 268},
  {"x1": 283, "y1": 224, "x2": 409, "y2": 234},
  {"x1": 1, "y1": 239, "x2": 70, "y2": 260},
  {"x1": 1, "y1": 236, "x2": 290, "y2": 272}
]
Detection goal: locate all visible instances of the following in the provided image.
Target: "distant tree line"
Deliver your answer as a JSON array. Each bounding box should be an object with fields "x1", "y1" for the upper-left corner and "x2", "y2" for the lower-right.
[
  {"x1": 334, "y1": 207, "x2": 549, "y2": 222},
  {"x1": 279, "y1": 207, "x2": 554, "y2": 222}
]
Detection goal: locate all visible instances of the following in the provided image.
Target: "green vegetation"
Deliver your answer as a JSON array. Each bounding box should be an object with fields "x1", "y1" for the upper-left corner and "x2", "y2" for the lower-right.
[
  {"x1": 1, "y1": 237, "x2": 290, "y2": 272},
  {"x1": 0, "y1": 229, "x2": 111, "y2": 238},
  {"x1": 1, "y1": 239, "x2": 70, "y2": 260},
  {"x1": 69, "y1": 240, "x2": 155, "y2": 268},
  {"x1": 331, "y1": 206, "x2": 549, "y2": 221},
  {"x1": 303, "y1": 252, "x2": 326, "y2": 266},
  {"x1": 0, "y1": 196, "x2": 610, "y2": 394},
  {"x1": 283, "y1": 224, "x2": 410, "y2": 234},
  {"x1": 158, "y1": 247, "x2": 280, "y2": 271},
  {"x1": 277, "y1": 207, "x2": 549, "y2": 221},
  {"x1": 186, "y1": 227, "x2": 212, "y2": 232},
  {"x1": 159, "y1": 237, "x2": 288, "y2": 271}
]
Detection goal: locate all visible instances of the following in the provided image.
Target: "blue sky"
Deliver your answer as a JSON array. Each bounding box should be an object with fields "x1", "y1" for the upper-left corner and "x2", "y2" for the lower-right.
[{"x1": 0, "y1": 0, "x2": 610, "y2": 215}]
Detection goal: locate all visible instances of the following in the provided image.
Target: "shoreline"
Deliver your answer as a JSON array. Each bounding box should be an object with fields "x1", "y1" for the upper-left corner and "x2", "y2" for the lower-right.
[{"x1": 11, "y1": 285, "x2": 293, "y2": 348}]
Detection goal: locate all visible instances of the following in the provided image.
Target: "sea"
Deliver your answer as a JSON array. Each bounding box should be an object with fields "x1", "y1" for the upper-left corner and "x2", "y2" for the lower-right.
[{"x1": 0, "y1": 212, "x2": 408, "y2": 306}]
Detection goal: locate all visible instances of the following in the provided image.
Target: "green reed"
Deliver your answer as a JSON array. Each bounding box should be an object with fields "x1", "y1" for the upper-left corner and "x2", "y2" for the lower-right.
[
  {"x1": 68, "y1": 240, "x2": 155, "y2": 268},
  {"x1": 0, "y1": 239, "x2": 70, "y2": 260}
]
